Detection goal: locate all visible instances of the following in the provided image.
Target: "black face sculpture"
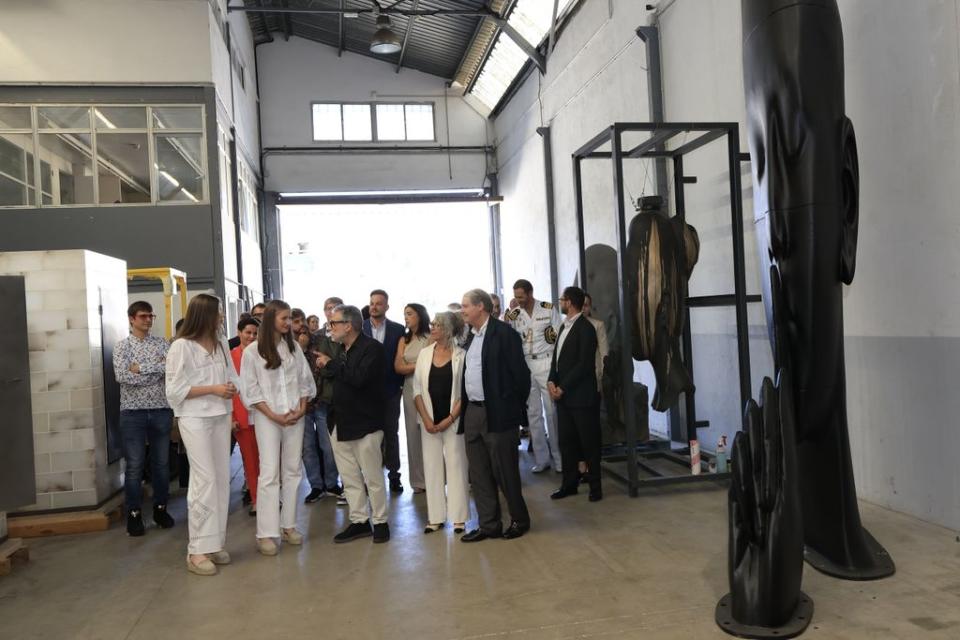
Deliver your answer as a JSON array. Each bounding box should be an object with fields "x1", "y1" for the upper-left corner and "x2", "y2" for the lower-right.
[
  {"x1": 625, "y1": 196, "x2": 699, "y2": 412},
  {"x1": 743, "y1": 0, "x2": 893, "y2": 579}
]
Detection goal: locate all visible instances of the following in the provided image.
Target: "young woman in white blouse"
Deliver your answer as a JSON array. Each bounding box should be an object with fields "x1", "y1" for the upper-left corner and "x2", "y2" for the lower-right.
[
  {"x1": 165, "y1": 294, "x2": 239, "y2": 576},
  {"x1": 413, "y1": 311, "x2": 469, "y2": 534},
  {"x1": 240, "y1": 300, "x2": 316, "y2": 556}
]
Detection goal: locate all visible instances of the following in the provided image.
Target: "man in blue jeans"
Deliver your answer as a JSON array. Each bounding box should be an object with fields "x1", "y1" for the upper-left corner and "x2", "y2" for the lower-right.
[
  {"x1": 113, "y1": 301, "x2": 175, "y2": 536},
  {"x1": 303, "y1": 297, "x2": 345, "y2": 504}
]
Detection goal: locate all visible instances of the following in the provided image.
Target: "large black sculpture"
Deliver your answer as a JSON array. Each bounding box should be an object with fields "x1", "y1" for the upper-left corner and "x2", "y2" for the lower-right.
[
  {"x1": 624, "y1": 196, "x2": 699, "y2": 412},
  {"x1": 742, "y1": 0, "x2": 894, "y2": 580}
]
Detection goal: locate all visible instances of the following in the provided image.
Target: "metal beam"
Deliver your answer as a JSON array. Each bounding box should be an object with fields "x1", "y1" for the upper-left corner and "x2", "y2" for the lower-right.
[
  {"x1": 537, "y1": 126, "x2": 559, "y2": 303},
  {"x1": 636, "y1": 27, "x2": 669, "y2": 200},
  {"x1": 280, "y1": 0, "x2": 292, "y2": 41},
  {"x1": 396, "y1": 0, "x2": 421, "y2": 73},
  {"x1": 228, "y1": 4, "x2": 490, "y2": 17},
  {"x1": 494, "y1": 19, "x2": 545, "y2": 74},
  {"x1": 624, "y1": 128, "x2": 678, "y2": 159},
  {"x1": 338, "y1": 0, "x2": 344, "y2": 56}
]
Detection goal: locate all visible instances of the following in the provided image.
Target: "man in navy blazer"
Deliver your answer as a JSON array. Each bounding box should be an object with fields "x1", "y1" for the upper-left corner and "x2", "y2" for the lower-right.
[
  {"x1": 459, "y1": 288, "x2": 532, "y2": 542},
  {"x1": 362, "y1": 289, "x2": 407, "y2": 493}
]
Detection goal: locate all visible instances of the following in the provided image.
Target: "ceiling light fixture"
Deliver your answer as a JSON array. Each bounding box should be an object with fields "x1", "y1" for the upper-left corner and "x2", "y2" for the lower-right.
[{"x1": 370, "y1": 15, "x2": 402, "y2": 55}]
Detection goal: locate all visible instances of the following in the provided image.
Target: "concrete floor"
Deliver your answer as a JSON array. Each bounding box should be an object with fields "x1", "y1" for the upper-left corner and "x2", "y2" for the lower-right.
[{"x1": 1, "y1": 444, "x2": 959, "y2": 640}]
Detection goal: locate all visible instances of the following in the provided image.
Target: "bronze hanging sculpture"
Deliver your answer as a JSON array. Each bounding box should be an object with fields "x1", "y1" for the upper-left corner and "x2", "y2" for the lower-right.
[{"x1": 625, "y1": 195, "x2": 699, "y2": 412}]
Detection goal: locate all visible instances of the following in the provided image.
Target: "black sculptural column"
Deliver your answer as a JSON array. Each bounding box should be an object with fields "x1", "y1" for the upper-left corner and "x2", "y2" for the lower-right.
[{"x1": 741, "y1": 0, "x2": 894, "y2": 580}]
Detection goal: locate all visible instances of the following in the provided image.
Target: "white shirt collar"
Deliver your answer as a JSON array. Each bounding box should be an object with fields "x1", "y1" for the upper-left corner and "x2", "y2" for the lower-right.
[{"x1": 471, "y1": 317, "x2": 490, "y2": 337}]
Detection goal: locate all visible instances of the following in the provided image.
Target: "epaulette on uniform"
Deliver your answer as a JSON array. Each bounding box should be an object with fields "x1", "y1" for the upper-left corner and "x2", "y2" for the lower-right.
[
  {"x1": 539, "y1": 301, "x2": 553, "y2": 309},
  {"x1": 506, "y1": 309, "x2": 520, "y2": 321}
]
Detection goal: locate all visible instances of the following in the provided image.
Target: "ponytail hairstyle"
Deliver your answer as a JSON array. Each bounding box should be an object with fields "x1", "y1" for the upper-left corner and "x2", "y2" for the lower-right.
[{"x1": 257, "y1": 299, "x2": 295, "y2": 369}]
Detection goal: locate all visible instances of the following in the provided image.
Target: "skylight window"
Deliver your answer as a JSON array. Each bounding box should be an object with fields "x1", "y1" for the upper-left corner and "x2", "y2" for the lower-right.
[{"x1": 469, "y1": 0, "x2": 577, "y2": 111}]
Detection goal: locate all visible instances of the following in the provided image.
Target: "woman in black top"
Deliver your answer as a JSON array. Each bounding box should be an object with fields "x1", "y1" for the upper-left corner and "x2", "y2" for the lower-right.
[{"x1": 413, "y1": 311, "x2": 469, "y2": 533}]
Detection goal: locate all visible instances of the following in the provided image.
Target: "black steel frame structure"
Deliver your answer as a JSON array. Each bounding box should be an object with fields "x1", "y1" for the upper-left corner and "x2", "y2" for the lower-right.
[{"x1": 572, "y1": 122, "x2": 760, "y2": 496}]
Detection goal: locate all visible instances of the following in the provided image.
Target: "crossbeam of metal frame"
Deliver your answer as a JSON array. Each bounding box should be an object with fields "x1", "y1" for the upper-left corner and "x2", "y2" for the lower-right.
[
  {"x1": 492, "y1": 19, "x2": 546, "y2": 74},
  {"x1": 396, "y1": 0, "x2": 421, "y2": 73},
  {"x1": 572, "y1": 121, "x2": 756, "y2": 497}
]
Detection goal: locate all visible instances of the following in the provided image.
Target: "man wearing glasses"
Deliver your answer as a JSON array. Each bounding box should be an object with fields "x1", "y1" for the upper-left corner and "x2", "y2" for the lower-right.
[{"x1": 113, "y1": 301, "x2": 175, "y2": 537}]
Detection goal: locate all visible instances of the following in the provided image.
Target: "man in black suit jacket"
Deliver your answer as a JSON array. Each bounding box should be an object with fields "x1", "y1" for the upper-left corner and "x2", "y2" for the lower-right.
[
  {"x1": 362, "y1": 289, "x2": 407, "y2": 493},
  {"x1": 548, "y1": 286, "x2": 603, "y2": 502},
  {"x1": 459, "y1": 289, "x2": 532, "y2": 542}
]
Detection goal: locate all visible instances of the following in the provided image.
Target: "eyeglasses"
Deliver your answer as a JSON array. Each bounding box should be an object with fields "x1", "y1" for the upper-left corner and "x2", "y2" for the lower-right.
[
  {"x1": 135, "y1": 313, "x2": 157, "y2": 320},
  {"x1": 329, "y1": 320, "x2": 350, "y2": 325}
]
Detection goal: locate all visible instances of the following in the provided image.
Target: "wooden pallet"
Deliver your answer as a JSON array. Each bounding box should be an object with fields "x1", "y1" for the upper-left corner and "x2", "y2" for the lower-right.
[
  {"x1": 0, "y1": 538, "x2": 29, "y2": 576},
  {"x1": 8, "y1": 502, "x2": 122, "y2": 539}
]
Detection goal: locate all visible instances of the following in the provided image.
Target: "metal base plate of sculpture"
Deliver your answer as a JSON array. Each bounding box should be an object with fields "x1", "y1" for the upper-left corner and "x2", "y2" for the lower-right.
[
  {"x1": 625, "y1": 195, "x2": 699, "y2": 412},
  {"x1": 742, "y1": 0, "x2": 894, "y2": 581}
]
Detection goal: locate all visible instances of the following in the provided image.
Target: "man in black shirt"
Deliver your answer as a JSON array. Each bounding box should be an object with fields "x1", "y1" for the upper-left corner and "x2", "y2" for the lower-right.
[{"x1": 315, "y1": 305, "x2": 390, "y2": 544}]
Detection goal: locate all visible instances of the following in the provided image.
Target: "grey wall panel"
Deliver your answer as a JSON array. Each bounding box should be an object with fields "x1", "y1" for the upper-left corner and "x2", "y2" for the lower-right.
[
  {"x1": 0, "y1": 276, "x2": 36, "y2": 511},
  {"x1": 0, "y1": 206, "x2": 217, "y2": 285}
]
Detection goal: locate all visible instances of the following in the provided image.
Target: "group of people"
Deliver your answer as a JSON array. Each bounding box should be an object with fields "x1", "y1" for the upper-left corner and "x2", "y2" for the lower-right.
[{"x1": 112, "y1": 280, "x2": 608, "y2": 576}]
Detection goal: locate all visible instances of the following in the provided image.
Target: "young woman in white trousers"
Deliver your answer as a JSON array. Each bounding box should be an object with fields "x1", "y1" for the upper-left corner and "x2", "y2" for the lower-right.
[
  {"x1": 240, "y1": 300, "x2": 316, "y2": 556},
  {"x1": 413, "y1": 311, "x2": 469, "y2": 533},
  {"x1": 165, "y1": 294, "x2": 239, "y2": 577}
]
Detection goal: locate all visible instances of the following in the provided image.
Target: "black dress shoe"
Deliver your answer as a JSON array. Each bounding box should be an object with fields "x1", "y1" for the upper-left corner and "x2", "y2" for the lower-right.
[
  {"x1": 550, "y1": 487, "x2": 577, "y2": 500},
  {"x1": 460, "y1": 528, "x2": 501, "y2": 543},
  {"x1": 390, "y1": 480, "x2": 404, "y2": 494},
  {"x1": 588, "y1": 491, "x2": 603, "y2": 502},
  {"x1": 502, "y1": 522, "x2": 529, "y2": 539},
  {"x1": 373, "y1": 523, "x2": 390, "y2": 543}
]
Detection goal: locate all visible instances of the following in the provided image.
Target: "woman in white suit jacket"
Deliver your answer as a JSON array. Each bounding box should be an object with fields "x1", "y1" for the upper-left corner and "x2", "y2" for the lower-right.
[{"x1": 413, "y1": 311, "x2": 470, "y2": 533}]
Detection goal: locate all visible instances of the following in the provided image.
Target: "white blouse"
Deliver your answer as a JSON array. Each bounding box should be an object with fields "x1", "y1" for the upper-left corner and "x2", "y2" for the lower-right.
[
  {"x1": 412, "y1": 343, "x2": 465, "y2": 430},
  {"x1": 239, "y1": 339, "x2": 316, "y2": 424},
  {"x1": 165, "y1": 337, "x2": 239, "y2": 418}
]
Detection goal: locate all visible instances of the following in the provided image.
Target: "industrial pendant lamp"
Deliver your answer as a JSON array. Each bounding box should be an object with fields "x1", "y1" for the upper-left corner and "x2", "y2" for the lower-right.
[{"x1": 370, "y1": 15, "x2": 402, "y2": 54}]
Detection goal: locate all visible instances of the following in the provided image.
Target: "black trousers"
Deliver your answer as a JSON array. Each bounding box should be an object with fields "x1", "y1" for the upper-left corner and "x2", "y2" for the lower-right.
[
  {"x1": 463, "y1": 404, "x2": 530, "y2": 533},
  {"x1": 557, "y1": 402, "x2": 602, "y2": 493},
  {"x1": 382, "y1": 391, "x2": 402, "y2": 482}
]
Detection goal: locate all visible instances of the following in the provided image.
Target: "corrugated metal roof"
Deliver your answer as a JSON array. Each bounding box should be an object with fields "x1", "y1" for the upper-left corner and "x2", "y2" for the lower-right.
[{"x1": 242, "y1": 0, "x2": 490, "y2": 81}]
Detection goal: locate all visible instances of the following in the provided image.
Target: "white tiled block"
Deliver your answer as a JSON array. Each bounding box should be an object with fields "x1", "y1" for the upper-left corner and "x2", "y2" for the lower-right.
[
  {"x1": 24, "y1": 270, "x2": 69, "y2": 292},
  {"x1": 31, "y1": 390, "x2": 70, "y2": 413},
  {"x1": 27, "y1": 333, "x2": 46, "y2": 351},
  {"x1": 65, "y1": 270, "x2": 87, "y2": 290},
  {"x1": 71, "y1": 428, "x2": 96, "y2": 451},
  {"x1": 70, "y1": 387, "x2": 103, "y2": 410},
  {"x1": 27, "y1": 310, "x2": 69, "y2": 333},
  {"x1": 46, "y1": 330, "x2": 91, "y2": 352},
  {"x1": 50, "y1": 490, "x2": 97, "y2": 509},
  {"x1": 68, "y1": 348, "x2": 94, "y2": 370},
  {"x1": 30, "y1": 372, "x2": 47, "y2": 393},
  {"x1": 33, "y1": 413, "x2": 49, "y2": 434},
  {"x1": 41, "y1": 290, "x2": 88, "y2": 312},
  {"x1": 34, "y1": 431, "x2": 73, "y2": 454},
  {"x1": 29, "y1": 349, "x2": 70, "y2": 372},
  {"x1": 65, "y1": 311, "x2": 89, "y2": 330},
  {"x1": 51, "y1": 450, "x2": 95, "y2": 472},
  {"x1": 0, "y1": 251, "x2": 45, "y2": 271},
  {"x1": 34, "y1": 453, "x2": 51, "y2": 474},
  {"x1": 36, "y1": 471, "x2": 73, "y2": 493},
  {"x1": 49, "y1": 409, "x2": 96, "y2": 432},
  {"x1": 42, "y1": 250, "x2": 85, "y2": 270},
  {"x1": 47, "y1": 369, "x2": 95, "y2": 392},
  {"x1": 25, "y1": 291, "x2": 44, "y2": 312},
  {"x1": 73, "y1": 469, "x2": 96, "y2": 491}
]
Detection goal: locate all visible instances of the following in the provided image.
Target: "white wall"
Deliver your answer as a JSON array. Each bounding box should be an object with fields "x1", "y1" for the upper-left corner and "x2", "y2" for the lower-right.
[
  {"x1": 495, "y1": 0, "x2": 960, "y2": 531},
  {"x1": 0, "y1": 0, "x2": 211, "y2": 83},
  {"x1": 257, "y1": 37, "x2": 491, "y2": 193}
]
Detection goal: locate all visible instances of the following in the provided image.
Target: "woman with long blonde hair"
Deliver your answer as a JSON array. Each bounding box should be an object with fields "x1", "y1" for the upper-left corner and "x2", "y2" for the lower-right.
[
  {"x1": 240, "y1": 300, "x2": 316, "y2": 555},
  {"x1": 166, "y1": 294, "x2": 238, "y2": 576}
]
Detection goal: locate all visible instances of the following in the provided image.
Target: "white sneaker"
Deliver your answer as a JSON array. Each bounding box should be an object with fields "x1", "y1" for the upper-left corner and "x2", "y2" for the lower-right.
[
  {"x1": 531, "y1": 463, "x2": 551, "y2": 473},
  {"x1": 282, "y1": 528, "x2": 304, "y2": 545},
  {"x1": 256, "y1": 537, "x2": 278, "y2": 556}
]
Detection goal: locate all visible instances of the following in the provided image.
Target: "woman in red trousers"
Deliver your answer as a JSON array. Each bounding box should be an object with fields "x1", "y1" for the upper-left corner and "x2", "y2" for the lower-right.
[{"x1": 231, "y1": 316, "x2": 260, "y2": 515}]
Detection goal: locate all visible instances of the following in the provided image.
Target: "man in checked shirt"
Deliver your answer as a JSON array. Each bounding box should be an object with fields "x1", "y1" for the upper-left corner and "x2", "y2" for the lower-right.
[{"x1": 113, "y1": 301, "x2": 176, "y2": 537}]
